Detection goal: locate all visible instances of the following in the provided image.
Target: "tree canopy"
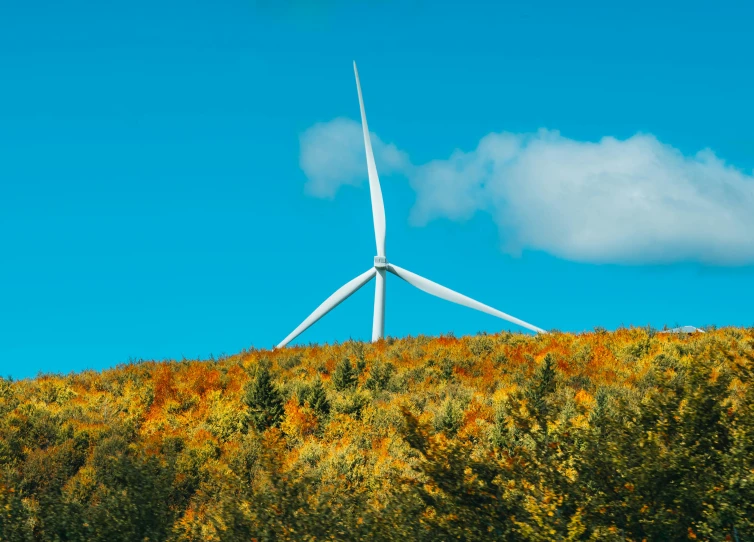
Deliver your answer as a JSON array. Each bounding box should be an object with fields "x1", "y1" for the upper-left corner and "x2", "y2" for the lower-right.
[{"x1": 1, "y1": 327, "x2": 752, "y2": 540}]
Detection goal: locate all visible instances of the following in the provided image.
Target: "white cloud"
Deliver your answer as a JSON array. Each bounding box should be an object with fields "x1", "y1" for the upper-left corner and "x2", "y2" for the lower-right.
[
  {"x1": 299, "y1": 118, "x2": 409, "y2": 198},
  {"x1": 299, "y1": 119, "x2": 754, "y2": 265}
]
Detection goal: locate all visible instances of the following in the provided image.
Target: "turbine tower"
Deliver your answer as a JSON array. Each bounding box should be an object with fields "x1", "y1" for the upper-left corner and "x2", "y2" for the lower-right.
[{"x1": 277, "y1": 62, "x2": 546, "y2": 348}]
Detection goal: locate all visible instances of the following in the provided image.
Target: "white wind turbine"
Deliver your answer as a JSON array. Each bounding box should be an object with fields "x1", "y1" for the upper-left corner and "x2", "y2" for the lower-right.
[{"x1": 277, "y1": 62, "x2": 546, "y2": 348}]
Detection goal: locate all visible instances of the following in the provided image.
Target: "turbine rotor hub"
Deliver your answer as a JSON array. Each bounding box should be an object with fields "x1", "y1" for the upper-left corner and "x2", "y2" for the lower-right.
[{"x1": 374, "y1": 256, "x2": 388, "y2": 269}]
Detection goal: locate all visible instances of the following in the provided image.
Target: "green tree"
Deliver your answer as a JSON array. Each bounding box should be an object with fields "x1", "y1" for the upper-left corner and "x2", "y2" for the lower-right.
[
  {"x1": 333, "y1": 358, "x2": 357, "y2": 391},
  {"x1": 365, "y1": 361, "x2": 395, "y2": 391},
  {"x1": 525, "y1": 353, "x2": 557, "y2": 437},
  {"x1": 244, "y1": 366, "x2": 284, "y2": 431},
  {"x1": 306, "y1": 378, "x2": 330, "y2": 418},
  {"x1": 434, "y1": 399, "x2": 463, "y2": 437}
]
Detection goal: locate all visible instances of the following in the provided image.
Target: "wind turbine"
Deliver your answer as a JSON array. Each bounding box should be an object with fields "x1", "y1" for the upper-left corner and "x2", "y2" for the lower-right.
[{"x1": 277, "y1": 62, "x2": 546, "y2": 348}]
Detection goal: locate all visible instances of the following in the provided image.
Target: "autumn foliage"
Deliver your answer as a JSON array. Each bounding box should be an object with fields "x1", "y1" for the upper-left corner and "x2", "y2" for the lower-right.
[{"x1": 1, "y1": 327, "x2": 753, "y2": 541}]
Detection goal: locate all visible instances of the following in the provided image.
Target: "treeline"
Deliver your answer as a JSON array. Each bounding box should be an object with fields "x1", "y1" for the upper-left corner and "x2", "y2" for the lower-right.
[{"x1": 1, "y1": 327, "x2": 753, "y2": 541}]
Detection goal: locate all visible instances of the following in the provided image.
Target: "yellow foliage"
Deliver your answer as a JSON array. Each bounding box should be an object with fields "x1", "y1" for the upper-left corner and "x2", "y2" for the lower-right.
[{"x1": 1, "y1": 327, "x2": 752, "y2": 539}]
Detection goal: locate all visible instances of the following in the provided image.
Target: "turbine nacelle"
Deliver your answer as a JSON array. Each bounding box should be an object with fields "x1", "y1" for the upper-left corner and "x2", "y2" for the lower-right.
[{"x1": 275, "y1": 62, "x2": 547, "y2": 349}]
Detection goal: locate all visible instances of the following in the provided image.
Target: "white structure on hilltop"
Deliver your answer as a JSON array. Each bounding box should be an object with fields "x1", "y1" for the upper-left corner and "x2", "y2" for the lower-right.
[
  {"x1": 660, "y1": 326, "x2": 705, "y2": 334},
  {"x1": 277, "y1": 63, "x2": 547, "y2": 348}
]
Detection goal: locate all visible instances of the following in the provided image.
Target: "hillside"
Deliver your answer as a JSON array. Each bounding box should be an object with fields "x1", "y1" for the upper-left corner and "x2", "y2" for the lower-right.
[{"x1": 1, "y1": 328, "x2": 753, "y2": 541}]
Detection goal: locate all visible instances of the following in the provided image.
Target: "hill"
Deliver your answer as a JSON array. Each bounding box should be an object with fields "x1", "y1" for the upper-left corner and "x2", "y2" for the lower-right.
[{"x1": 1, "y1": 328, "x2": 753, "y2": 541}]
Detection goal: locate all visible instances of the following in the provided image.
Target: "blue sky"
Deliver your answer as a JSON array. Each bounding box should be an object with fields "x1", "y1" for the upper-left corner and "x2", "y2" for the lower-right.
[{"x1": 1, "y1": 0, "x2": 753, "y2": 379}]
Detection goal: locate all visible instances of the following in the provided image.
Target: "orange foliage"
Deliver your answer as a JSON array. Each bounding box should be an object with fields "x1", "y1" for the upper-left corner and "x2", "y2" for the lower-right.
[
  {"x1": 4, "y1": 326, "x2": 752, "y2": 539},
  {"x1": 152, "y1": 363, "x2": 176, "y2": 408},
  {"x1": 281, "y1": 399, "x2": 317, "y2": 441}
]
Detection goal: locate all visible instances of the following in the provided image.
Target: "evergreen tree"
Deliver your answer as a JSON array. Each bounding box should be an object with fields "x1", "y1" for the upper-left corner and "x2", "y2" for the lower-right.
[
  {"x1": 306, "y1": 378, "x2": 330, "y2": 418},
  {"x1": 365, "y1": 361, "x2": 395, "y2": 391},
  {"x1": 526, "y1": 352, "x2": 557, "y2": 426},
  {"x1": 434, "y1": 399, "x2": 463, "y2": 436},
  {"x1": 333, "y1": 357, "x2": 357, "y2": 391},
  {"x1": 244, "y1": 366, "x2": 284, "y2": 431}
]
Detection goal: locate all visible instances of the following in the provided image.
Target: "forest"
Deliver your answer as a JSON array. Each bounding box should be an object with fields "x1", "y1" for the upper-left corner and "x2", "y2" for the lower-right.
[{"x1": 1, "y1": 327, "x2": 752, "y2": 541}]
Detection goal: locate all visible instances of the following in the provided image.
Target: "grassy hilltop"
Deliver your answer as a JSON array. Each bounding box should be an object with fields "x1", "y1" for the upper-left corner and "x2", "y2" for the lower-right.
[{"x1": 1, "y1": 328, "x2": 753, "y2": 541}]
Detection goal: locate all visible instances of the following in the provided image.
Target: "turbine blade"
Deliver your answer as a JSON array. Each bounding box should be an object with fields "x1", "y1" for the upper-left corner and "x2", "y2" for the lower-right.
[
  {"x1": 277, "y1": 268, "x2": 377, "y2": 348},
  {"x1": 353, "y1": 61, "x2": 387, "y2": 257},
  {"x1": 387, "y1": 264, "x2": 547, "y2": 334}
]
